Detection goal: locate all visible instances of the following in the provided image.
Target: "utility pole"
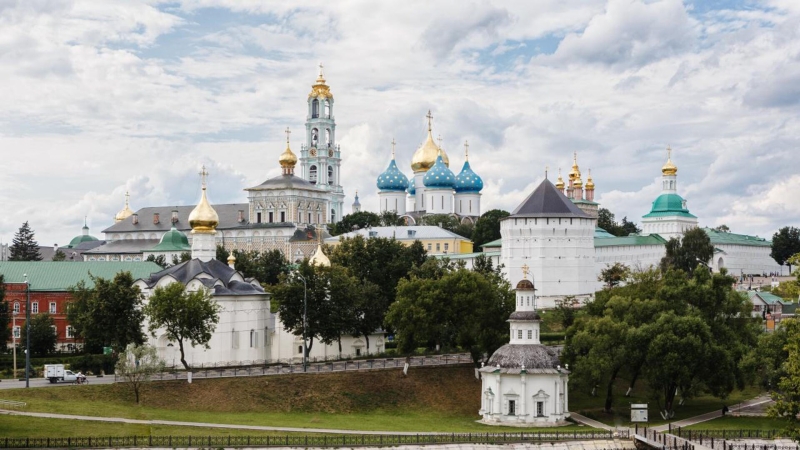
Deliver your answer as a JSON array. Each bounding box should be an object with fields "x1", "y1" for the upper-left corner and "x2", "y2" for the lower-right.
[
  {"x1": 24, "y1": 274, "x2": 31, "y2": 388},
  {"x1": 12, "y1": 310, "x2": 17, "y2": 379},
  {"x1": 296, "y1": 274, "x2": 308, "y2": 373}
]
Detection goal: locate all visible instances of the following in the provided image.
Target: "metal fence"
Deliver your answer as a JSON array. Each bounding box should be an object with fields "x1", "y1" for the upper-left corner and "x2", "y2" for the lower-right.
[
  {"x1": 675, "y1": 429, "x2": 787, "y2": 440},
  {"x1": 119, "y1": 354, "x2": 474, "y2": 382},
  {"x1": 0, "y1": 430, "x2": 627, "y2": 449}
]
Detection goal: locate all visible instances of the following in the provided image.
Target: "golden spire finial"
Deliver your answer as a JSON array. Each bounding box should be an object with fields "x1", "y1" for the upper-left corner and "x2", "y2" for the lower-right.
[
  {"x1": 662, "y1": 145, "x2": 677, "y2": 176},
  {"x1": 199, "y1": 165, "x2": 208, "y2": 189},
  {"x1": 573, "y1": 152, "x2": 577, "y2": 164},
  {"x1": 279, "y1": 126, "x2": 298, "y2": 172},
  {"x1": 189, "y1": 166, "x2": 219, "y2": 233},
  {"x1": 426, "y1": 110, "x2": 433, "y2": 132},
  {"x1": 464, "y1": 140, "x2": 469, "y2": 161},
  {"x1": 285, "y1": 126, "x2": 291, "y2": 145},
  {"x1": 586, "y1": 168, "x2": 595, "y2": 190},
  {"x1": 391, "y1": 138, "x2": 396, "y2": 159},
  {"x1": 521, "y1": 264, "x2": 530, "y2": 279}
]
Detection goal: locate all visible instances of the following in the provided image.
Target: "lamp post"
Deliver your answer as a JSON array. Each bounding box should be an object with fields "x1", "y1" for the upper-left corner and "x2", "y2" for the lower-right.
[
  {"x1": 24, "y1": 274, "x2": 31, "y2": 388},
  {"x1": 12, "y1": 310, "x2": 17, "y2": 380},
  {"x1": 295, "y1": 273, "x2": 308, "y2": 373}
]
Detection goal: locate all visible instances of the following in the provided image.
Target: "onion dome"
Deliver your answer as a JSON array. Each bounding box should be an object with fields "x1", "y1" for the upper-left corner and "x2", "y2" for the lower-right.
[
  {"x1": 149, "y1": 227, "x2": 191, "y2": 252},
  {"x1": 308, "y1": 63, "x2": 332, "y2": 99},
  {"x1": 68, "y1": 221, "x2": 98, "y2": 248},
  {"x1": 574, "y1": 174, "x2": 583, "y2": 188},
  {"x1": 454, "y1": 141, "x2": 483, "y2": 193},
  {"x1": 411, "y1": 111, "x2": 449, "y2": 172},
  {"x1": 487, "y1": 344, "x2": 560, "y2": 369},
  {"x1": 662, "y1": 146, "x2": 677, "y2": 176},
  {"x1": 423, "y1": 153, "x2": 455, "y2": 189},
  {"x1": 189, "y1": 166, "x2": 219, "y2": 234},
  {"x1": 568, "y1": 152, "x2": 581, "y2": 181},
  {"x1": 377, "y1": 159, "x2": 409, "y2": 191},
  {"x1": 279, "y1": 128, "x2": 298, "y2": 171},
  {"x1": 516, "y1": 279, "x2": 535, "y2": 290},
  {"x1": 407, "y1": 177, "x2": 416, "y2": 195},
  {"x1": 585, "y1": 169, "x2": 595, "y2": 190},
  {"x1": 114, "y1": 192, "x2": 134, "y2": 223},
  {"x1": 352, "y1": 191, "x2": 361, "y2": 207},
  {"x1": 227, "y1": 254, "x2": 236, "y2": 267},
  {"x1": 309, "y1": 244, "x2": 331, "y2": 267},
  {"x1": 555, "y1": 169, "x2": 565, "y2": 190}
]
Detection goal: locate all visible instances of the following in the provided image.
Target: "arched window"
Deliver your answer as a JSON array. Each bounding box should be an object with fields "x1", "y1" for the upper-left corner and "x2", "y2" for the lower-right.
[
  {"x1": 325, "y1": 129, "x2": 331, "y2": 146},
  {"x1": 328, "y1": 166, "x2": 334, "y2": 184},
  {"x1": 324, "y1": 100, "x2": 330, "y2": 118},
  {"x1": 309, "y1": 165, "x2": 317, "y2": 184},
  {"x1": 13, "y1": 302, "x2": 20, "y2": 313},
  {"x1": 311, "y1": 128, "x2": 319, "y2": 147},
  {"x1": 312, "y1": 99, "x2": 319, "y2": 118},
  {"x1": 331, "y1": 209, "x2": 336, "y2": 223}
]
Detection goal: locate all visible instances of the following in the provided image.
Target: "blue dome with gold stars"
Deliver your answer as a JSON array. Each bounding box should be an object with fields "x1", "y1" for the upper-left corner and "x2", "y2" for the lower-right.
[
  {"x1": 377, "y1": 159, "x2": 409, "y2": 191},
  {"x1": 407, "y1": 177, "x2": 416, "y2": 195},
  {"x1": 423, "y1": 154, "x2": 455, "y2": 189},
  {"x1": 454, "y1": 161, "x2": 483, "y2": 193}
]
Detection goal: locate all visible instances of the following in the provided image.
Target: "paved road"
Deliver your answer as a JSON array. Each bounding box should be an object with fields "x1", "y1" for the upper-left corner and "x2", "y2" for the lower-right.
[
  {"x1": 650, "y1": 395, "x2": 773, "y2": 432},
  {"x1": 570, "y1": 413, "x2": 615, "y2": 432},
  {"x1": 0, "y1": 376, "x2": 115, "y2": 390}
]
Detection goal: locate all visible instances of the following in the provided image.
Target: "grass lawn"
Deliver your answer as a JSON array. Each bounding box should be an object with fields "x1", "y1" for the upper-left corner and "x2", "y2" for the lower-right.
[
  {"x1": 682, "y1": 416, "x2": 787, "y2": 431},
  {"x1": 569, "y1": 378, "x2": 763, "y2": 427}
]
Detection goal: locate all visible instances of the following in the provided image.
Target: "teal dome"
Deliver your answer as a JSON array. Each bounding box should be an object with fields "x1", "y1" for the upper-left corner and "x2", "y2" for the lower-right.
[
  {"x1": 423, "y1": 155, "x2": 455, "y2": 189},
  {"x1": 149, "y1": 227, "x2": 191, "y2": 252},
  {"x1": 68, "y1": 227, "x2": 98, "y2": 248},
  {"x1": 454, "y1": 161, "x2": 483, "y2": 193},
  {"x1": 643, "y1": 193, "x2": 697, "y2": 218},
  {"x1": 407, "y1": 177, "x2": 416, "y2": 195},
  {"x1": 376, "y1": 159, "x2": 409, "y2": 191}
]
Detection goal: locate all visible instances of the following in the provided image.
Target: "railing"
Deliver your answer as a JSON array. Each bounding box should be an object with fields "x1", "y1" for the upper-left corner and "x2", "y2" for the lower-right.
[
  {"x1": 675, "y1": 429, "x2": 786, "y2": 440},
  {"x1": 119, "y1": 354, "x2": 474, "y2": 382},
  {"x1": 0, "y1": 430, "x2": 626, "y2": 449},
  {"x1": 0, "y1": 400, "x2": 25, "y2": 409},
  {"x1": 636, "y1": 427, "x2": 695, "y2": 450}
]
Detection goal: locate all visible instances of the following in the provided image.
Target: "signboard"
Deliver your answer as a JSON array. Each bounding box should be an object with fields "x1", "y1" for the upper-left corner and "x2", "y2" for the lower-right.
[{"x1": 631, "y1": 403, "x2": 648, "y2": 423}]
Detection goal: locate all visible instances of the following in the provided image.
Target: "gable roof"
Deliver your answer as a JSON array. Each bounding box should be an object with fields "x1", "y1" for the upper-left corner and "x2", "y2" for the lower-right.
[
  {"x1": 102, "y1": 204, "x2": 250, "y2": 234},
  {"x1": 0, "y1": 262, "x2": 162, "y2": 291},
  {"x1": 509, "y1": 178, "x2": 591, "y2": 218},
  {"x1": 703, "y1": 228, "x2": 772, "y2": 248},
  {"x1": 246, "y1": 174, "x2": 322, "y2": 192},
  {"x1": 138, "y1": 259, "x2": 266, "y2": 297}
]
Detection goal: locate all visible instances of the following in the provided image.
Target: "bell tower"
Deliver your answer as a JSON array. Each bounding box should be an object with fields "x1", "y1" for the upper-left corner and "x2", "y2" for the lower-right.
[{"x1": 299, "y1": 63, "x2": 345, "y2": 223}]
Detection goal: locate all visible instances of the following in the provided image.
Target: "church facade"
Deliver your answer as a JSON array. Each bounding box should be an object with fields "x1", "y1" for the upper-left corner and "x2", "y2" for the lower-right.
[{"x1": 94, "y1": 67, "x2": 346, "y2": 263}]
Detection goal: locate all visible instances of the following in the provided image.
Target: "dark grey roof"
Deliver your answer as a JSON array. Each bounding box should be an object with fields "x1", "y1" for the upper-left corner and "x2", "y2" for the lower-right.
[
  {"x1": 140, "y1": 259, "x2": 266, "y2": 296},
  {"x1": 247, "y1": 174, "x2": 322, "y2": 191},
  {"x1": 509, "y1": 179, "x2": 591, "y2": 218},
  {"x1": 84, "y1": 239, "x2": 160, "y2": 255},
  {"x1": 509, "y1": 311, "x2": 542, "y2": 321},
  {"x1": 102, "y1": 204, "x2": 251, "y2": 235},
  {"x1": 38, "y1": 241, "x2": 106, "y2": 262},
  {"x1": 487, "y1": 344, "x2": 561, "y2": 369}
]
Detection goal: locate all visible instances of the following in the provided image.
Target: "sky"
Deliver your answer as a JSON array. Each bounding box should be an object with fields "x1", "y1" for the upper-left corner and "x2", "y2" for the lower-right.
[{"x1": 1, "y1": 0, "x2": 799, "y2": 247}]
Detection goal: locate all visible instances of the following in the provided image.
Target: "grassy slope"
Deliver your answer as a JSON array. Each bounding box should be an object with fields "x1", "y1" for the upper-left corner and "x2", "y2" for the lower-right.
[
  {"x1": 0, "y1": 367, "x2": 587, "y2": 433},
  {"x1": 682, "y1": 416, "x2": 786, "y2": 431}
]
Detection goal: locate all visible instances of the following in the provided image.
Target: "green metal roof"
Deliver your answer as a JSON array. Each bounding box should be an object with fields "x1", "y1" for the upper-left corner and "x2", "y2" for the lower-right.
[
  {"x1": 703, "y1": 228, "x2": 771, "y2": 247},
  {"x1": 643, "y1": 193, "x2": 697, "y2": 219},
  {"x1": 0, "y1": 262, "x2": 162, "y2": 291},
  {"x1": 595, "y1": 227, "x2": 617, "y2": 238},
  {"x1": 481, "y1": 239, "x2": 502, "y2": 249},
  {"x1": 571, "y1": 199, "x2": 599, "y2": 206},
  {"x1": 435, "y1": 251, "x2": 501, "y2": 260},
  {"x1": 593, "y1": 234, "x2": 668, "y2": 248},
  {"x1": 145, "y1": 227, "x2": 191, "y2": 252},
  {"x1": 68, "y1": 233, "x2": 99, "y2": 248},
  {"x1": 748, "y1": 291, "x2": 790, "y2": 306}
]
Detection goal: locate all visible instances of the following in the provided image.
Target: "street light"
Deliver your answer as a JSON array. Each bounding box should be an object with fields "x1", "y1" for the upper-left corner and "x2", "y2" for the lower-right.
[
  {"x1": 12, "y1": 310, "x2": 18, "y2": 380},
  {"x1": 295, "y1": 273, "x2": 308, "y2": 373},
  {"x1": 24, "y1": 273, "x2": 31, "y2": 388}
]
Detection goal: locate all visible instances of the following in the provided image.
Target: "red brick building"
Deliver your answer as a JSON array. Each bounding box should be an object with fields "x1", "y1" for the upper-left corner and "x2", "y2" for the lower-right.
[{"x1": 0, "y1": 262, "x2": 162, "y2": 351}]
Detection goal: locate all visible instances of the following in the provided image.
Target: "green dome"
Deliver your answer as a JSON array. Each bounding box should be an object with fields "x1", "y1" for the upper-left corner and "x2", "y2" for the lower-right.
[
  {"x1": 147, "y1": 227, "x2": 191, "y2": 252},
  {"x1": 68, "y1": 226, "x2": 98, "y2": 248},
  {"x1": 643, "y1": 193, "x2": 697, "y2": 218}
]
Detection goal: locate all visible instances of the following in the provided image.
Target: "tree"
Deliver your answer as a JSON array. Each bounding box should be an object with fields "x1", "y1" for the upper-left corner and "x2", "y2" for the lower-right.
[
  {"x1": 331, "y1": 211, "x2": 381, "y2": 235},
  {"x1": 21, "y1": 313, "x2": 57, "y2": 357},
  {"x1": 144, "y1": 282, "x2": 220, "y2": 371},
  {"x1": 68, "y1": 272, "x2": 146, "y2": 353},
  {"x1": 714, "y1": 224, "x2": 731, "y2": 233},
  {"x1": 115, "y1": 344, "x2": 165, "y2": 403},
  {"x1": 9, "y1": 221, "x2": 42, "y2": 261},
  {"x1": 660, "y1": 228, "x2": 714, "y2": 276},
  {"x1": 772, "y1": 227, "x2": 800, "y2": 273},
  {"x1": 0, "y1": 276, "x2": 9, "y2": 349},
  {"x1": 145, "y1": 254, "x2": 168, "y2": 269},
  {"x1": 472, "y1": 210, "x2": 510, "y2": 248},
  {"x1": 597, "y1": 208, "x2": 642, "y2": 237},
  {"x1": 379, "y1": 210, "x2": 405, "y2": 227},
  {"x1": 742, "y1": 325, "x2": 788, "y2": 390},
  {"x1": 51, "y1": 250, "x2": 66, "y2": 262},
  {"x1": 598, "y1": 263, "x2": 630, "y2": 289},
  {"x1": 420, "y1": 214, "x2": 461, "y2": 232},
  {"x1": 220, "y1": 249, "x2": 288, "y2": 286},
  {"x1": 769, "y1": 319, "x2": 800, "y2": 440}
]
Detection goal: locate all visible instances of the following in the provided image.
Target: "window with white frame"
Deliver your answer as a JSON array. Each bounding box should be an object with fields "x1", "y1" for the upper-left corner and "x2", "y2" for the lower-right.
[
  {"x1": 517, "y1": 330, "x2": 522, "y2": 339},
  {"x1": 527, "y1": 330, "x2": 532, "y2": 340},
  {"x1": 13, "y1": 302, "x2": 19, "y2": 313},
  {"x1": 250, "y1": 329, "x2": 258, "y2": 348},
  {"x1": 49, "y1": 302, "x2": 56, "y2": 314},
  {"x1": 66, "y1": 326, "x2": 74, "y2": 339},
  {"x1": 31, "y1": 302, "x2": 38, "y2": 314}
]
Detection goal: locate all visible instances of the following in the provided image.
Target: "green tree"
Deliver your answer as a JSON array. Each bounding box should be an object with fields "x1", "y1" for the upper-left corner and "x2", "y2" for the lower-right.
[
  {"x1": 51, "y1": 250, "x2": 66, "y2": 261},
  {"x1": 331, "y1": 211, "x2": 381, "y2": 235},
  {"x1": 215, "y1": 245, "x2": 229, "y2": 263},
  {"x1": 714, "y1": 224, "x2": 731, "y2": 233},
  {"x1": 379, "y1": 210, "x2": 405, "y2": 226},
  {"x1": 598, "y1": 262, "x2": 630, "y2": 289},
  {"x1": 145, "y1": 254, "x2": 168, "y2": 269},
  {"x1": 143, "y1": 283, "x2": 221, "y2": 371},
  {"x1": 9, "y1": 221, "x2": 42, "y2": 261},
  {"x1": 597, "y1": 208, "x2": 642, "y2": 237},
  {"x1": 21, "y1": 313, "x2": 57, "y2": 357},
  {"x1": 420, "y1": 214, "x2": 461, "y2": 232},
  {"x1": 224, "y1": 249, "x2": 288, "y2": 286},
  {"x1": 769, "y1": 319, "x2": 800, "y2": 439},
  {"x1": 660, "y1": 228, "x2": 714, "y2": 275},
  {"x1": 472, "y1": 209, "x2": 510, "y2": 248},
  {"x1": 772, "y1": 227, "x2": 800, "y2": 273},
  {"x1": 742, "y1": 326, "x2": 788, "y2": 390},
  {"x1": 68, "y1": 272, "x2": 146, "y2": 353},
  {"x1": 115, "y1": 344, "x2": 165, "y2": 403},
  {"x1": 0, "y1": 276, "x2": 9, "y2": 349}
]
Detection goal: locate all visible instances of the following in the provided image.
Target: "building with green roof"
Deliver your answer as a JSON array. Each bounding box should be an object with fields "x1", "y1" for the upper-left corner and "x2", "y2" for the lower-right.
[{"x1": 142, "y1": 227, "x2": 191, "y2": 262}]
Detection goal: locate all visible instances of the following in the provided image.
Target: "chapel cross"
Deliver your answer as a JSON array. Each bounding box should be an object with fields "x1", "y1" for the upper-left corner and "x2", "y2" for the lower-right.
[
  {"x1": 285, "y1": 127, "x2": 291, "y2": 144},
  {"x1": 667, "y1": 145, "x2": 672, "y2": 160},
  {"x1": 199, "y1": 165, "x2": 209, "y2": 188},
  {"x1": 391, "y1": 138, "x2": 396, "y2": 158},
  {"x1": 437, "y1": 135, "x2": 443, "y2": 149},
  {"x1": 464, "y1": 140, "x2": 469, "y2": 160},
  {"x1": 426, "y1": 110, "x2": 433, "y2": 131},
  {"x1": 521, "y1": 264, "x2": 530, "y2": 279},
  {"x1": 124, "y1": 191, "x2": 130, "y2": 206}
]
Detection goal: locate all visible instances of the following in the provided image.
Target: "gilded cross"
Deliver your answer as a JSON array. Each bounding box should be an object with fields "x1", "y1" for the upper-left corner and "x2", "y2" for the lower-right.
[
  {"x1": 124, "y1": 191, "x2": 130, "y2": 206},
  {"x1": 521, "y1": 264, "x2": 529, "y2": 279},
  {"x1": 464, "y1": 140, "x2": 469, "y2": 160},
  {"x1": 437, "y1": 134, "x2": 443, "y2": 149},
  {"x1": 318, "y1": 62, "x2": 324, "y2": 77},
  {"x1": 391, "y1": 138, "x2": 396, "y2": 159},
  {"x1": 667, "y1": 145, "x2": 672, "y2": 160},
  {"x1": 199, "y1": 165, "x2": 209, "y2": 188},
  {"x1": 426, "y1": 110, "x2": 433, "y2": 131},
  {"x1": 285, "y1": 127, "x2": 291, "y2": 144}
]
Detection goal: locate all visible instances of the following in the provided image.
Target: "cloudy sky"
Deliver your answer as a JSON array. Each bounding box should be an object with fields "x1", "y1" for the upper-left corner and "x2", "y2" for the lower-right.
[{"x1": 1, "y1": 0, "x2": 799, "y2": 247}]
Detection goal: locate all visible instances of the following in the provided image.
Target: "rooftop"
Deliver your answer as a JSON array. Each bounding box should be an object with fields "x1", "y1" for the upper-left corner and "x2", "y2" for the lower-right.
[
  {"x1": 0, "y1": 261, "x2": 162, "y2": 291},
  {"x1": 326, "y1": 226, "x2": 471, "y2": 242},
  {"x1": 704, "y1": 228, "x2": 771, "y2": 247},
  {"x1": 509, "y1": 178, "x2": 591, "y2": 219}
]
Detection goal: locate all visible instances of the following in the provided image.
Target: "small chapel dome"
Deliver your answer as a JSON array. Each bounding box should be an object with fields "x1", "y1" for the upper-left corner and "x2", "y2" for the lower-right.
[
  {"x1": 377, "y1": 159, "x2": 409, "y2": 191},
  {"x1": 411, "y1": 111, "x2": 449, "y2": 172},
  {"x1": 407, "y1": 177, "x2": 416, "y2": 195},
  {"x1": 585, "y1": 169, "x2": 595, "y2": 190},
  {"x1": 188, "y1": 168, "x2": 219, "y2": 233},
  {"x1": 516, "y1": 279, "x2": 535, "y2": 290},
  {"x1": 279, "y1": 142, "x2": 298, "y2": 169},
  {"x1": 568, "y1": 153, "x2": 581, "y2": 181},
  {"x1": 555, "y1": 169, "x2": 565, "y2": 190},
  {"x1": 662, "y1": 147, "x2": 678, "y2": 176},
  {"x1": 423, "y1": 154, "x2": 455, "y2": 189},
  {"x1": 114, "y1": 192, "x2": 134, "y2": 223},
  {"x1": 150, "y1": 226, "x2": 191, "y2": 252},
  {"x1": 487, "y1": 344, "x2": 561, "y2": 370},
  {"x1": 309, "y1": 244, "x2": 331, "y2": 267},
  {"x1": 68, "y1": 224, "x2": 98, "y2": 248},
  {"x1": 454, "y1": 161, "x2": 483, "y2": 193}
]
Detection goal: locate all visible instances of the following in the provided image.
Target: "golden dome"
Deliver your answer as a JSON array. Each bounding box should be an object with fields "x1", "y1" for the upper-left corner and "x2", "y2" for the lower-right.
[
  {"x1": 189, "y1": 166, "x2": 219, "y2": 234},
  {"x1": 279, "y1": 127, "x2": 298, "y2": 169},
  {"x1": 114, "y1": 191, "x2": 134, "y2": 223},
  {"x1": 308, "y1": 63, "x2": 333, "y2": 99},
  {"x1": 555, "y1": 169, "x2": 565, "y2": 190},
  {"x1": 662, "y1": 146, "x2": 677, "y2": 176},
  {"x1": 411, "y1": 111, "x2": 449, "y2": 172},
  {"x1": 585, "y1": 169, "x2": 595, "y2": 190},
  {"x1": 309, "y1": 244, "x2": 331, "y2": 267},
  {"x1": 568, "y1": 152, "x2": 581, "y2": 181},
  {"x1": 574, "y1": 175, "x2": 583, "y2": 188}
]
